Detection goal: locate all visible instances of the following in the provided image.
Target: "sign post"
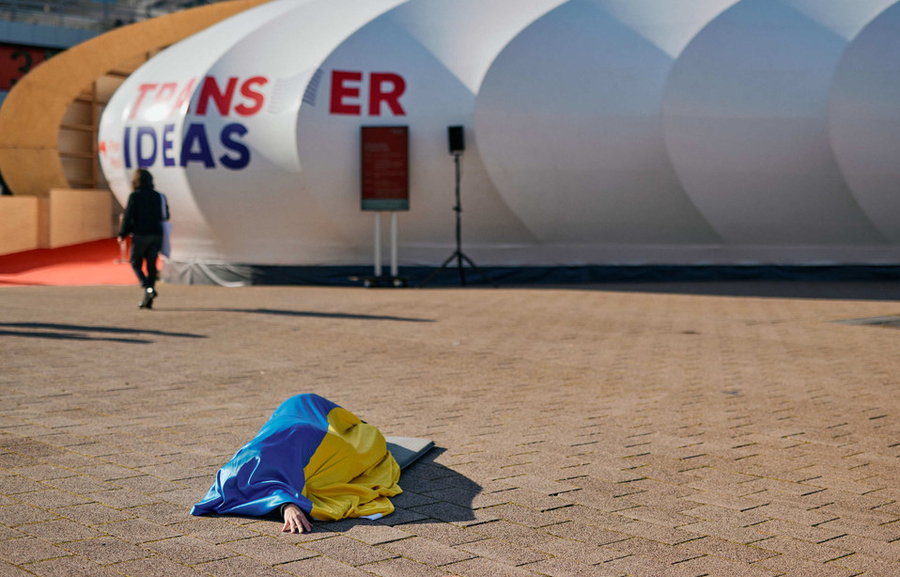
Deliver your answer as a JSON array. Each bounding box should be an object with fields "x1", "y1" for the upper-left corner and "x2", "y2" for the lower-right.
[{"x1": 358, "y1": 126, "x2": 409, "y2": 287}]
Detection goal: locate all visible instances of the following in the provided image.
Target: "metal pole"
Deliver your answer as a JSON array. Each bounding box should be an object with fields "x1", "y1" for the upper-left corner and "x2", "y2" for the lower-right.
[
  {"x1": 454, "y1": 153, "x2": 465, "y2": 286},
  {"x1": 374, "y1": 212, "x2": 382, "y2": 277},
  {"x1": 390, "y1": 212, "x2": 398, "y2": 279}
]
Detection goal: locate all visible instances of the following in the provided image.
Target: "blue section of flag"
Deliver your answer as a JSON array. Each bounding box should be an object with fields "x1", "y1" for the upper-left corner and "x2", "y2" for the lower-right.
[{"x1": 190, "y1": 394, "x2": 339, "y2": 517}]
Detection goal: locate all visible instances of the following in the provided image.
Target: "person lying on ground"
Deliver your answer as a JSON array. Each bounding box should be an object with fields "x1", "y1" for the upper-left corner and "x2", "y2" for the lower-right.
[{"x1": 191, "y1": 393, "x2": 402, "y2": 533}]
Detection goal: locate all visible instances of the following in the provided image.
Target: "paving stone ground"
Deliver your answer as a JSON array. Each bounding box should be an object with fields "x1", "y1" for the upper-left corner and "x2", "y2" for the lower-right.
[{"x1": 1, "y1": 281, "x2": 900, "y2": 576}]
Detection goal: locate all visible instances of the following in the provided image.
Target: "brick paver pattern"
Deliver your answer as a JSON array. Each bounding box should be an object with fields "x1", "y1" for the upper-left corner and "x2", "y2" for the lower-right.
[{"x1": 1, "y1": 282, "x2": 900, "y2": 576}]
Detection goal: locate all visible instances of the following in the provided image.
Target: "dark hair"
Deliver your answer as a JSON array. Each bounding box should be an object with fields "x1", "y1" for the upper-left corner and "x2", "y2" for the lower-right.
[{"x1": 132, "y1": 169, "x2": 154, "y2": 189}]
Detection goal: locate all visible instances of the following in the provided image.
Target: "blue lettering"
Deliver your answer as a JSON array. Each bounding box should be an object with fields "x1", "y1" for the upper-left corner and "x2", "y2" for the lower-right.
[
  {"x1": 122, "y1": 122, "x2": 250, "y2": 170},
  {"x1": 123, "y1": 126, "x2": 132, "y2": 169},
  {"x1": 180, "y1": 123, "x2": 215, "y2": 168},
  {"x1": 219, "y1": 123, "x2": 250, "y2": 170},
  {"x1": 162, "y1": 124, "x2": 176, "y2": 167},
  {"x1": 136, "y1": 126, "x2": 157, "y2": 168}
]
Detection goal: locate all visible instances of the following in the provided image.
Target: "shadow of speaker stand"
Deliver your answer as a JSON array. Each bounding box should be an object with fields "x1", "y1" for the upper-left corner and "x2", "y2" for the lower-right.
[{"x1": 349, "y1": 274, "x2": 409, "y2": 288}]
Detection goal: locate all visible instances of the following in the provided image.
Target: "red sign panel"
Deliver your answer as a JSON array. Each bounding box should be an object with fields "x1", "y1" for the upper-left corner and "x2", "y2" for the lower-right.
[
  {"x1": 0, "y1": 43, "x2": 59, "y2": 91},
  {"x1": 361, "y1": 126, "x2": 409, "y2": 211}
]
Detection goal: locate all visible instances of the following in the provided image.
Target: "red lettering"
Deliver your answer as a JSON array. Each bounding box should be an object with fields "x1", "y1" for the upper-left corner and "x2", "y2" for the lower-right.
[
  {"x1": 196, "y1": 76, "x2": 238, "y2": 116},
  {"x1": 153, "y1": 82, "x2": 177, "y2": 105},
  {"x1": 130, "y1": 83, "x2": 158, "y2": 119},
  {"x1": 369, "y1": 72, "x2": 406, "y2": 116},
  {"x1": 127, "y1": 76, "x2": 267, "y2": 120},
  {"x1": 330, "y1": 70, "x2": 362, "y2": 115},
  {"x1": 170, "y1": 78, "x2": 196, "y2": 117},
  {"x1": 235, "y1": 76, "x2": 268, "y2": 116}
]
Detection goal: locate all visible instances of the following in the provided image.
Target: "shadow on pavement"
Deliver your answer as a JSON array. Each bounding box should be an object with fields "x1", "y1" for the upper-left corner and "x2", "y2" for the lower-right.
[
  {"x1": 169, "y1": 308, "x2": 435, "y2": 323},
  {"x1": 0, "y1": 322, "x2": 206, "y2": 344},
  {"x1": 545, "y1": 281, "x2": 900, "y2": 302},
  {"x1": 379, "y1": 447, "x2": 481, "y2": 526}
]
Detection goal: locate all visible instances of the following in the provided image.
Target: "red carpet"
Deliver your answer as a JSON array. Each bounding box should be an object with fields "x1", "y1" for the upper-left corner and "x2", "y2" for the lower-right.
[{"x1": 0, "y1": 238, "x2": 142, "y2": 286}]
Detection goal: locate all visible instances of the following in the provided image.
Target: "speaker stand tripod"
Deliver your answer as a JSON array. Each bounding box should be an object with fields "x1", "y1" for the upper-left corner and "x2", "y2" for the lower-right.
[{"x1": 420, "y1": 153, "x2": 495, "y2": 287}]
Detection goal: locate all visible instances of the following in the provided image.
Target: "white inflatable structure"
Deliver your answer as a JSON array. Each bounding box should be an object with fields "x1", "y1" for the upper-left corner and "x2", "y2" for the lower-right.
[{"x1": 98, "y1": 0, "x2": 900, "y2": 280}]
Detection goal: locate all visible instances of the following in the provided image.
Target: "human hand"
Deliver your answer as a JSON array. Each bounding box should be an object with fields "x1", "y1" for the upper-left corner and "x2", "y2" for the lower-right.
[{"x1": 282, "y1": 503, "x2": 312, "y2": 534}]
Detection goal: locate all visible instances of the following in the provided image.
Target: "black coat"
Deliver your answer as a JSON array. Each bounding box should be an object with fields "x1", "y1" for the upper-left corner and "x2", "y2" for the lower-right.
[{"x1": 120, "y1": 187, "x2": 168, "y2": 236}]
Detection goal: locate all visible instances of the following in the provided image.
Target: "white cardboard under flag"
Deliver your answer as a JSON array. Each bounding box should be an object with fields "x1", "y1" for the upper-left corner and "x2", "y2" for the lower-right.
[{"x1": 384, "y1": 436, "x2": 435, "y2": 470}]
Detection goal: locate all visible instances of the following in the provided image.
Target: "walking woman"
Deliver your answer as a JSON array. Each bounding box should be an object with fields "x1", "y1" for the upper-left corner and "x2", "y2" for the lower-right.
[{"x1": 118, "y1": 169, "x2": 169, "y2": 309}]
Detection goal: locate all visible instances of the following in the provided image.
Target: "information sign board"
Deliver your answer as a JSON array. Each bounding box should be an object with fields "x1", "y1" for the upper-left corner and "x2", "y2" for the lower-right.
[{"x1": 361, "y1": 126, "x2": 409, "y2": 211}]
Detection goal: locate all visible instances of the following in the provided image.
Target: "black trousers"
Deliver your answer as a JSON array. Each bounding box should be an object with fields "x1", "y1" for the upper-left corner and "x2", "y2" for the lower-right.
[{"x1": 130, "y1": 234, "x2": 162, "y2": 289}]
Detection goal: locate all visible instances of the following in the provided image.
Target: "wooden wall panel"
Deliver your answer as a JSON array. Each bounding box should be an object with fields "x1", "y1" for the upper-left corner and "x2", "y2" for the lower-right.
[
  {"x1": 0, "y1": 196, "x2": 40, "y2": 255},
  {"x1": 48, "y1": 188, "x2": 113, "y2": 248}
]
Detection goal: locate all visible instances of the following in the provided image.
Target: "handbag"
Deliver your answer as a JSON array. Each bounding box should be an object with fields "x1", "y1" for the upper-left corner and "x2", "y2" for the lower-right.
[{"x1": 160, "y1": 193, "x2": 172, "y2": 258}]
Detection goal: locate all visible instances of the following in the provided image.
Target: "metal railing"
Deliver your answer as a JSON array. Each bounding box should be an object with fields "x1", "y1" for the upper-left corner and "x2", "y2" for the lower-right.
[{"x1": 0, "y1": 0, "x2": 226, "y2": 31}]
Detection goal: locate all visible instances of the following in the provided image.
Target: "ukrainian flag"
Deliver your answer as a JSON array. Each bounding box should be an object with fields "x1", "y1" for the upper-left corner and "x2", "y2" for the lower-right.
[{"x1": 191, "y1": 394, "x2": 402, "y2": 521}]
